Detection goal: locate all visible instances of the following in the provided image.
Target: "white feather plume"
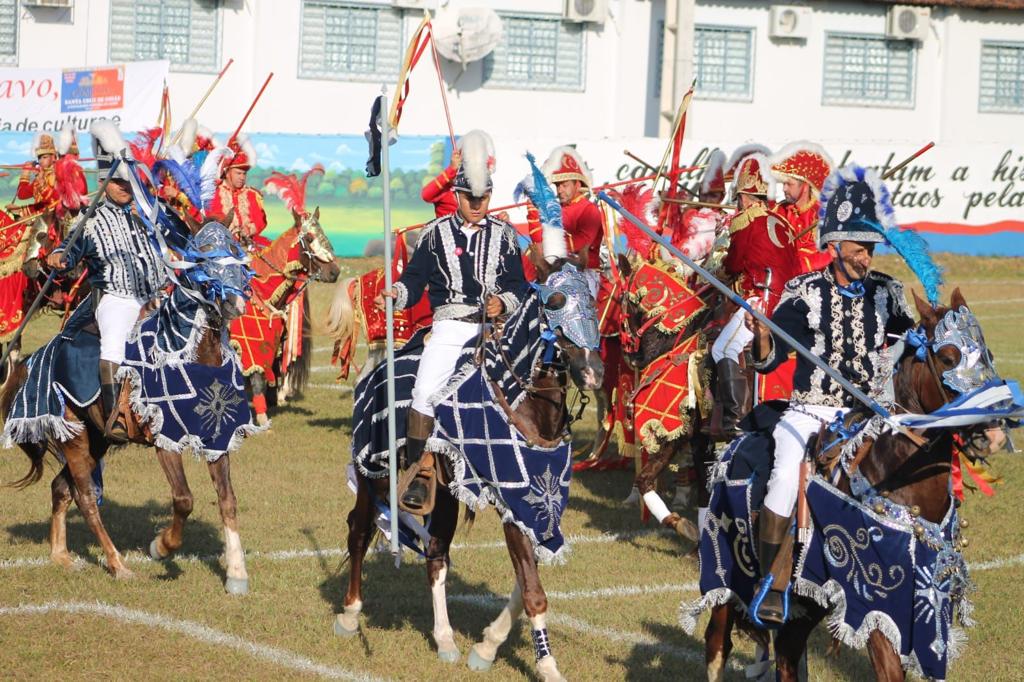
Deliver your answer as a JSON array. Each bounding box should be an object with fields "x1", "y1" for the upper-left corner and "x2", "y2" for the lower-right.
[
  {"x1": 200, "y1": 146, "x2": 233, "y2": 208},
  {"x1": 89, "y1": 119, "x2": 129, "y2": 157},
  {"x1": 237, "y1": 132, "x2": 257, "y2": 167},
  {"x1": 57, "y1": 127, "x2": 75, "y2": 155},
  {"x1": 725, "y1": 143, "x2": 771, "y2": 176},
  {"x1": 458, "y1": 129, "x2": 493, "y2": 196},
  {"x1": 178, "y1": 118, "x2": 198, "y2": 154}
]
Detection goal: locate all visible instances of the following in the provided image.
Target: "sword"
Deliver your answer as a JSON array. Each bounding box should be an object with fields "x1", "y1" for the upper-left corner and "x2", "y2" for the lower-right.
[{"x1": 598, "y1": 191, "x2": 926, "y2": 445}]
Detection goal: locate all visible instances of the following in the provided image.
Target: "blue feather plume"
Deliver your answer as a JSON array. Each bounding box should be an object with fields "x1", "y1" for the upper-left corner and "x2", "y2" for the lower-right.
[
  {"x1": 884, "y1": 225, "x2": 943, "y2": 305},
  {"x1": 153, "y1": 157, "x2": 202, "y2": 209},
  {"x1": 514, "y1": 152, "x2": 563, "y2": 231}
]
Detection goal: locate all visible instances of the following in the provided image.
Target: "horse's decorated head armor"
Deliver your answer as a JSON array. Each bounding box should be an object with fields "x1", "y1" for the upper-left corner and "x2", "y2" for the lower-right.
[
  {"x1": 932, "y1": 306, "x2": 998, "y2": 394},
  {"x1": 534, "y1": 264, "x2": 600, "y2": 350},
  {"x1": 182, "y1": 221, "x2": 253, "y2": 314}
]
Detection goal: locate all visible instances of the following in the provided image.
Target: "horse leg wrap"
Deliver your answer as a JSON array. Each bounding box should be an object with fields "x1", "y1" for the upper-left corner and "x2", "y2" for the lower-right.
[
  {"x1": 642, "y1": 490, "x2": 672, "y2": 523},
  {"x1": 252, "y1": 393, "x2": 267, "y2": 415},
  {"x1": 531, "y1": 627, "x2": 552, "y2": 661}
]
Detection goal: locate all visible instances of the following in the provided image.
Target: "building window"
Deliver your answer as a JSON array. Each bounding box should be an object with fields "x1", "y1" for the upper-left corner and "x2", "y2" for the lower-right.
[
  {"x1": 980, "y1": 41, "x2": 1024, "y2": 113},
  {"x1": 0, "y1": 0, "x2": 17, "y2": 65},
  {"x1": 693, "y1": 25, "x2": 754, "y2": 101},
  {"x1": 109, "y1": 0, "x2": 219, "y2": 73},
  {"x1": 823, "y1": 33, "x2": 915, "y2": 108},
  {"x1": 300, "y1": 1, "x2": 402, "y2": 81},
  {"x1": 483, "y1": 14, "x2": 585, "y2": 92}
]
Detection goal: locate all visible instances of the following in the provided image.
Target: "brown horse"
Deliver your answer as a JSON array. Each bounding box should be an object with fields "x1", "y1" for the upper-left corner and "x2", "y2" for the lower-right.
[
  {"x1": 231, "y1": 208, "x2": 340, "y2": 424},
  {"x1": 616, "y1": 254, "x2": 719, "y2": 539},
  {"x1": 338, "y1": 262, "x2": 604, "y2": 682},
  {"x1": 0, "y1": 222, "x2": 255, "y2": 593},
  {"x1": 700, "y1": 288, "x2": 1006, "y2": 681}
]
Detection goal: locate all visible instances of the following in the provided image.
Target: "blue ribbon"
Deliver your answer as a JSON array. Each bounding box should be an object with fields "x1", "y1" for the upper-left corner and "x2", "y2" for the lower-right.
[
  {"x1": 905, "y1": 326, "x2": 931, "y2": 362},
  {"x1": 821, "y1": 411, "x2": 865, "y2": 452},
  {"x1": 540, "y1": 329, "x2": 558, "y2": 364}
]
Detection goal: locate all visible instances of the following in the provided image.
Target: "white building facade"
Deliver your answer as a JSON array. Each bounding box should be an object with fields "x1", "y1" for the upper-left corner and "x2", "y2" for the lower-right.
[{"x1": 3, "y1": 0, "x2": 1022, "y2": 145}]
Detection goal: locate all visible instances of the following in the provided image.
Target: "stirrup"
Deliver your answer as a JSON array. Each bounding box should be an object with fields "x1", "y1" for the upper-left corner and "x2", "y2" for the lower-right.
[
  {"x1": 749, "y1": 574, "x2": 790, "y2": 629},
  {"x1": 397, "y1": 461, "x2": 437, "y2": 515}
]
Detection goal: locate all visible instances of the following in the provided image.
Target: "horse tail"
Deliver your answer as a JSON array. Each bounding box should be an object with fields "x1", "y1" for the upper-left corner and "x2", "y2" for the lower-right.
[
  {"x1": 0, "y1": 358, "x2": 46, "y2": 489},
  {"x1": 325, "y1": 276, "x2": 357, "y2": 344},
  {"x1": 286, "y1": 293, "x2": 313, "y2": 396},
  {"x1": 462, "y1": 505, "x2": 476, "y2": 535}
]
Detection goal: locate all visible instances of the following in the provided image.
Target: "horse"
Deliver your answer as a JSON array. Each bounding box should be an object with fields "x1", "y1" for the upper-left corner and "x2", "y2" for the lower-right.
[
  {"x1": 339, "y1": 261, "x2": 604, "y2": 681},
  {"x1": 689, "y1": 288, "x2": 1010, "y2": 681},
  {"x1": 614, "y1": 253, "x2": 720, "y2": 538},
  {"x1": 0, "y1": 220, "x2": 258, "y2": 593},
  {"x1": 229, "y1": 207, "x2": 340, "y2": 424}
]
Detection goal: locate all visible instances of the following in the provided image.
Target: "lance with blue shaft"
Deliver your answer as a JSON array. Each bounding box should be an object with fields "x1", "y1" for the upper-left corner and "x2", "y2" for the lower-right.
[{"x1": 597, "y1": 191, "x2": 926, "y2": 445}]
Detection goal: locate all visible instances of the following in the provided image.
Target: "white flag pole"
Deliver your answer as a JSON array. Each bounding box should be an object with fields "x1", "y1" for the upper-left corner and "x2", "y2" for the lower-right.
[{"x1": 380, "y1": 87, "x2": 400, "y2": 566}]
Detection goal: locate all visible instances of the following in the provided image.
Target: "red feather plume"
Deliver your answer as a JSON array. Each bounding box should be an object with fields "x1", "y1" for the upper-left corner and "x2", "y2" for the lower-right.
[
  {"x1": 129, "y1": 127, "x2": 163, "y2": 170},
  {"x1": 263, "y1": 164, "x2": 325, "y2": 216},
  {"x1": 55, "y1": 155, "x2": 88, "y2": 215},
  {"x1": 610, "y1": 183, "x2": 658, "y2": 257}
]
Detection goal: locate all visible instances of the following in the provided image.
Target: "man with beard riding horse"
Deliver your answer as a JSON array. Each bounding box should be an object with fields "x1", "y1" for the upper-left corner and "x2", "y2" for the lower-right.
[
  {"x1": 745, "y1": 167, "x2": 917, "y2": 625},
  {"x1": 44, "y1": 121, "x2": 170, "y2": 444},
  {"x1": 376, "y1": 129, "x2": 530, "y2": 513}
]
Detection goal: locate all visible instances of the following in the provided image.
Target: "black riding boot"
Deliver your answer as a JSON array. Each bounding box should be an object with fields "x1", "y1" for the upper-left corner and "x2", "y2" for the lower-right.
[
  {"x1": 756, "y1": 508, "x2": 790, "y2": 625},
  {"x1": 400, "y1": 410, "x2": 435, "y2": 510},
  {"x1": 99, "y1": 360, "x2": 129, "y2": 444},
  {"x1": 716, "y1": 358, "x2": 747, "y2": 436}
]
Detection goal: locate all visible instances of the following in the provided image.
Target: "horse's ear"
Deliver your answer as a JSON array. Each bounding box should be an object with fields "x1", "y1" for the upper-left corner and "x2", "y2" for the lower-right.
[
  {"x1": 911, "y1": 289, "x2": 935, "y2": 324},
  {"x1": 291, "y1": 208, "x2": 302, "y2": 226},
  {"x1": 617, "y1": 253, "x2": 632, "y2": 278},
  {"x1": 313, "y1": 206, "x2": 320, "y2": 221},
  {"x1": 950, "y1": 287, "x2": 967, "y2": 311}
]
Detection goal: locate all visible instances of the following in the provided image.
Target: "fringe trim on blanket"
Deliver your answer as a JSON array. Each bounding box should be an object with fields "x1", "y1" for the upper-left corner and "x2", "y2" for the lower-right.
[
  {"x1": 678, "y1": 587, "x2": 747, "y2": 635},
  {"x1": 2, "y1": 414, "x2": 84, "y2": 448}
]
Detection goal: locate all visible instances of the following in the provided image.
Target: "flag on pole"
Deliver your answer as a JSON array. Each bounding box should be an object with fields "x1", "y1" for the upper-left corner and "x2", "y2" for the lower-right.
[
  {"x1": 365, "y1": 95, "x2": 384, "y2": 178},
  {"x1": 388, "y1": 16, "x2": 433, "y2": 133}
]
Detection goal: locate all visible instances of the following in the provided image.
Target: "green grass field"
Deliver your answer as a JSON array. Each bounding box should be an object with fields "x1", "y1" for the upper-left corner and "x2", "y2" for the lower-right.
[{"x1": 0, "y1": 255, "x2": 1021, "y2": 680}]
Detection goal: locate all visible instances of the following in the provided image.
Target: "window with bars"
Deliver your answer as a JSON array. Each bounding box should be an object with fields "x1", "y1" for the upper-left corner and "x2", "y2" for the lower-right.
[
  {"x1": 822, "y1": 33, "x2": 915, "y2": 108},
  {"x1": 979, "y1": 41, "x2": 1024, "y2": 113},
  {"x1": 0, "y1": 0, "x2": 17, "y2": 66},
  {"x1": 300, "y1": 1, "x2": 402, "y2": 81},
  {"x1": 483, "y1": 14, "x2": 585, "y2": 92},
  {"x1": 693, "y1": 26, "x2": 754, "y2": 101},
  {"x1": 109, "y1": 0, "x2": 219, "y2": 73}
]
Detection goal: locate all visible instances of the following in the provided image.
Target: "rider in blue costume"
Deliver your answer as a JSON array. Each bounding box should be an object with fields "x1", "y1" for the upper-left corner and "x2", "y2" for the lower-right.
[
  {"x1": 45, "y1": 121, "x2": 176, "y2": 443},
  {"x1": 377, "y1": 129, "x2": 530, "y2": 512},
  {"x1": 747, "y1": 166, "x2": 916, "y2": 624}
]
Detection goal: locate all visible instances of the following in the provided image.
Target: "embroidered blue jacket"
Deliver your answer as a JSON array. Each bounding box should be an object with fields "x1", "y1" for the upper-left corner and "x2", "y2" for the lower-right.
[
  {"x1": 755, "y1": 267, "x2": 915, "y2": 408},
  {"x1": 394, "y1": 213, "x2": 529, "y2": 322}
]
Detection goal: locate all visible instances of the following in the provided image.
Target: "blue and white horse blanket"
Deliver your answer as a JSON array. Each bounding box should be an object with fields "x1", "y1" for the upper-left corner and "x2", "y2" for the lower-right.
[
  {"x1": 681, "y1": 420, "x2": 973, "y2": 681},
  {"x1": 352, "y1": 292, "x2": 573, "y2": 562}
]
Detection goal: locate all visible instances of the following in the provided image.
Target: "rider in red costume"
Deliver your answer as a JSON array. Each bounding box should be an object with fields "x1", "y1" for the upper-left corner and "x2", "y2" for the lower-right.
[{"x1": 770, "y1": 141, "x2": 834, "y2": 274}]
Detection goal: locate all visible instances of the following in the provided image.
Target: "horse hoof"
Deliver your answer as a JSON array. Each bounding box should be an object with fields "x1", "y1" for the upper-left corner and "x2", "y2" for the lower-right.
[
  {"x1": 224, "y1": 577, "x2": 249, "y2": 595},
  {"x1": 673, "y1": 517, "x2": 699, "y2": 542},
  {"x1": 438, "y1": 648, "x2": 460, "y2": 664},
  {"x1": 467, "y1": 647, "x2": 494, "y2": 672},
  {"x1": 149, "y1": 539, "x2": 169, "y2": 561},
  {"x1": 50, "y1": 552, "x2": 77, "y2": 570},
  {"x1": 333, "y1": 616, "x2": 359, "y2": 638},
  {"x1": 113, "y1": 566, "x2": 135, "y2": 581}
]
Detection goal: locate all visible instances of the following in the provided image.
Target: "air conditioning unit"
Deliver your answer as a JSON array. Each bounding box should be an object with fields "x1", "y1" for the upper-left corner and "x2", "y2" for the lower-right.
[
  {"x1": 886, "y1": 5, "x2": 930, "y2": 42},
  {"x1": 768, "y1": 5, "x2": 811, "y2": 41},
  {"x1": 393, "y1": 0, "x2": 428, "y2": 9},
  {"x1": 564, "y1": 0, "x2": 608, "y2": 24},
  {"x1": 23, "y1": 0, "x2": 73, "y2": 7}
]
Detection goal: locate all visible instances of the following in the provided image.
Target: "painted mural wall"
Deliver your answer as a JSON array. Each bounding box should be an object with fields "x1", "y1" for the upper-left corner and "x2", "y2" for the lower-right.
[{"x1": 1, "y1": 130, "x2": 1020, "y2": 257}]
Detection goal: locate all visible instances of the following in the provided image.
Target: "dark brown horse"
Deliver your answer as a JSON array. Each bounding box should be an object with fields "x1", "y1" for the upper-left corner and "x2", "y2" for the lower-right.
[
  {"x1": 701, "y1": 288, "x2": 1006, "y2": 681},
  {"x1": 0, "y1": 222, "x2": 255, "y2": 593},
  {"x1": 338, "y1": 262, "x2": 603, "y2": 682},
  {"x1": 616, "y1": 254, "x2": 719, "y2": 539}
]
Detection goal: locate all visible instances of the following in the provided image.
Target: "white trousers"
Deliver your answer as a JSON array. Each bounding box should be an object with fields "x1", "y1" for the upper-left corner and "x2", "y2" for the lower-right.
[
  {"x1": 411, "y1": 320, "x2": 482, "y2": 417},
  {"x1": 764, "y1": 404, "x2": 850, "y2": 516},
  {"x1": 96, "y1": 293, "x2": 144, "y2": 364},
  {"x1": 711, "y1": 306, "x2": 753, "y2": 363}
]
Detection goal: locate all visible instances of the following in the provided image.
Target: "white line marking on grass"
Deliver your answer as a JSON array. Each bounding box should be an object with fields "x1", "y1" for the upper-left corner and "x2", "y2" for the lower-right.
[
  {"x1": 968, "y1": 553, "x2": 1024, "y2": 571},
  {"x1": 0, "y1": 601, "x2": 385, "y2": 681},
  {"x1": 309, "y1": 383, "x2": 353, "y2": 393}
]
